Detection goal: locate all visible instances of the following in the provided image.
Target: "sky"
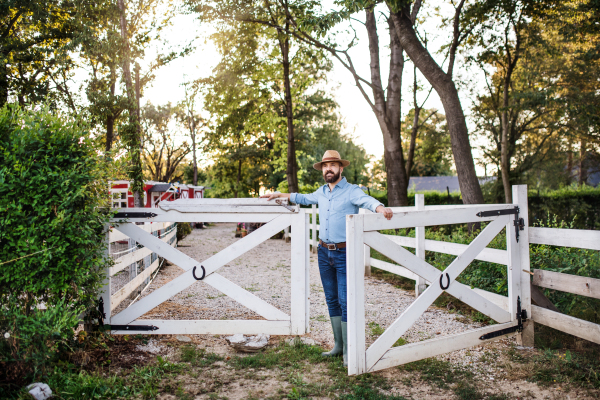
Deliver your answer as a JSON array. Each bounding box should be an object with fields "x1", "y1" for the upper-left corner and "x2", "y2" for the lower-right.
[{"x1": 136, "y1": 1, "x2": 490, "y2": 175}]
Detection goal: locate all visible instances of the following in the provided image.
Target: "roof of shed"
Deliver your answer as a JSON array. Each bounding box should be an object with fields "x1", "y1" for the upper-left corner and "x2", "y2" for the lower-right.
[{"x1": 148, "y1": 183, "x2": 172, "y2": 193}]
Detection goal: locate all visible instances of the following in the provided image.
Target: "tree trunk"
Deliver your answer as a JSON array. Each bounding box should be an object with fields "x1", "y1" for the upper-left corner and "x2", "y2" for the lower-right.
[
  {"x1": 106, "y1": 115, "x2": 114, "y2": 152},
  {"x1": 118, "y1": 0, "x2": 143, "y2": 206},
  {"x1": 389, "y1": 7, "x2": 484, "y2": 205},
  {"x1": 192, "y1": 129, "x2": 198, "y2": 186},
  {"x1": 235, "y1": 158, "x2": 242, "y2": 198},
  {"x1": 0, "y1": 56, "x2": 8, "y2": 108},
  {"x1": 500, "y1": 75, "x2": 512, "y2": 203},
  {"x1": 364, "y1": 10, "x2": 408, "y2": 206},
  {"x1": 579, "y1": 137, "x2": 587, "y2": 185},
  {"x1": 280, "y1": 31, "x2": 299, "y2": 193}
]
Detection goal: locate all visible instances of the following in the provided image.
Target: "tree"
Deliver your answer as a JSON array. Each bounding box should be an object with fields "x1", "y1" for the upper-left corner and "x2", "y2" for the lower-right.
[
  {"x1": 0, "y1": 1, "x2": 101, "y2": 108},
  {"x1": 387, "y1": 0, "x2": 484, "y2": 205},
  {"x1": 189, "y1": 0, "x2": 334, "y2": 194},
  {"x1": 176, "y1": 81, "x2": 207, "y2": 186},
  {"x1": 142, "y1": 102, "x2": 191, "y2": 182}
]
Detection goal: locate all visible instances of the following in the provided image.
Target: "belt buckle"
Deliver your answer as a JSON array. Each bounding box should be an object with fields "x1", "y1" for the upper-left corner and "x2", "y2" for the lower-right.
[{"x1": 326, "y1": 243, "x2": 337, "y2": 251}]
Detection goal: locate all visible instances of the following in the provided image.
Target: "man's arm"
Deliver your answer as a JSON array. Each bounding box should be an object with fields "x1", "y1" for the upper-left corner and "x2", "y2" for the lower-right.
[
  {"x1": 350, "y1": 187, "x2": 393, "y2": 220},
  {"x1": 260, "y1": 191, "x2": 319, "y2": 205}
]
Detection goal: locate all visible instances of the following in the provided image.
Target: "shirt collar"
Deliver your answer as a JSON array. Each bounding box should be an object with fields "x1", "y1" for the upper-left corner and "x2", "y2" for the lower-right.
[{"x1": 324, "y1": 177, "x2": 348, "y2": 192}]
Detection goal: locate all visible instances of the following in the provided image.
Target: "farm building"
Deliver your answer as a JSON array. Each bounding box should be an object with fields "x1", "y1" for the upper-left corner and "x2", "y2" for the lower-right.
[{"x1": 109, "y1": 180, "x2": 206, "y2": 208}]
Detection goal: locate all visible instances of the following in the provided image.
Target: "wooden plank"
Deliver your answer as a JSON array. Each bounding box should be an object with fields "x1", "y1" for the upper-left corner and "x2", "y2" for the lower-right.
[
  {"x1": 531, "y1": 305, "x2": 600, "y2": 345},
  {"x1": 472, "y1": 288, "x2": 509, "y2": 311},
  {"x1": 446, "y1": 282, "x2": 511, "y2": 323},
  {"x1": 506, "y1": 205, "x2": 521, "y2": 322},
  {"x1": 111, "y1": 319, "x2": 291, "y2": 335},
  {"x1": 347, "y1": 214, "x2": 367, "y2": 376},
  {"x1": 111, "y1": 259, "x2": 160, "y2": 311},
  {"x1": 111, "y1": 216, "x2": 292, "y2": 324},
  {"x1": 160, "y1": 198, "x2": 291, "y2": 206},
  {"x1": 415, "y1": 194, "x2": 427, "y2": 297},
  {"x1": 363, "y1": 204, "x2": 515, "y2": 231},
  {"x1": 529, "y1": 227, "x2": 600, "y2": 250},
  {"x1": 291, "y1": 210, "x2": 309, "y2": 334},
  {"x1": 360, "y1": 209, "x2": 372, "y2": 276},
  {"x1": 533, "y1": 269, "x2": 600, "y2": 299},
  {"x1": 101, "y1": 224, "x2": 111, "y2": 324},
  {"x1": 111, "y1": 247, "x2": 152, "y2": 276},
  {"x1": 110, "y1": 229, "x2": 176, "y2": 276},
  {"x1": 513, "y1": 185, "x2": 533, "y2": 346},
  {"x1": 369, "y1": 322, "x2": 517, "y2": 372},
  {"x1": 110, "y1": 208, "x2": 286, "y2": 223},
  {"x1": 304, "y1": 212, "x2": 311, "y2": 332},
  {"x1": 383, "y1": 235, "x2": 508, "y2": 265},
  {"x1": 531, "y1": 284, "x2": 560, "y2": 312},
  {"x1": 158, "y1": 205, "x2": 297, "y2": 214},
  {"x1": 205, "y1": 273, "x2": 290, "y2": 321},
  {"x1": 365, "y1": 217, "x2": 510, "y2": 370},
  {"x1": 370, "y1": 258, "x2": 420, "y2": 281}
]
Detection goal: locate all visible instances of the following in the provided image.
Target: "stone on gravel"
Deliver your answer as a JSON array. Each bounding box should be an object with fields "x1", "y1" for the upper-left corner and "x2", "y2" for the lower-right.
[
  {"x1": 176, "y1": 335, "x2": 192, "y2": 342},
  {"x1": 27, "y1": 383, "x2": 52, "y2": 400},
  {"x1": 226, "y1": 333, "x2": 269, "y2": 352},
  {"x1": 287, "y1": 337, "x2": 317, "y2": 346}
]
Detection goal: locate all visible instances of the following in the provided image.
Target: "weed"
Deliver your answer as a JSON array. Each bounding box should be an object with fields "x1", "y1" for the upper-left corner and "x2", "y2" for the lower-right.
[
  {"x1": 368, "y1": 322, "x2": 385, "y2": 336},
  {"x1": 230, "y1": 340, "x2": 324, "y2": 370},
  {"x1": 393, "y1": 337, "x2": 407, "y2": 347},
  {"x1": 206, "y1": 294, "x2": 226, "y2": 299},
  {"x1": 180, "y1": 345, "x2": 224, "y2": 367},
  {"x1": 400, "y1": 358, "x2": 473, "y2": 390}
]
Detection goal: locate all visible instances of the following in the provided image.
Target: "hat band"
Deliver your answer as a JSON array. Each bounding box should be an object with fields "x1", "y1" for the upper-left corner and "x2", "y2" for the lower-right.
[{"x1": 321, "y1": 157, "x2": 342, "y2": 162}]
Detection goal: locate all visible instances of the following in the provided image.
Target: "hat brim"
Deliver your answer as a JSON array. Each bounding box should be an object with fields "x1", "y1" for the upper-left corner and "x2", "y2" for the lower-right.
[{"x1": 313, "y1": 159, "x2": 351, "y2": 171}]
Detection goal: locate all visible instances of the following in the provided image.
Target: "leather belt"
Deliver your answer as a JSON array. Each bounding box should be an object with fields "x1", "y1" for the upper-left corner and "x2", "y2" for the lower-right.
[{"x1": 319, "y1": 239, "x2": 346, "y2": 250}]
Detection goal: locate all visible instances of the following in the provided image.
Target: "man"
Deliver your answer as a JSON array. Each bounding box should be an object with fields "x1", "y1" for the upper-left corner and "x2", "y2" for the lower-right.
[{"x1": 261, "y1": 150, "x2": 393, "y2": 366}]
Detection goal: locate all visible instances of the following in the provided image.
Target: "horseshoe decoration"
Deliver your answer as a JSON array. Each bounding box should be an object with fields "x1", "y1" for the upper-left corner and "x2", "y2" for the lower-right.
[
  {"x1": 439, "y1": 273, "x2": 450, "y2": 290},
  {"x1": 192, "y1": 265, "x2": 206, "y2": 280}
]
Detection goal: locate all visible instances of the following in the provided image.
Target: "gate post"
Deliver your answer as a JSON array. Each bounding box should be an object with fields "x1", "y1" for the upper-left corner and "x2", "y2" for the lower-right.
[
  {"x1": 359, "y1": 209, "x2": 371, "y2": 276},
  {"x1": 513, "y1": 185, "x2": 534, "y2": 346},
  {"x1": 291, "y1": 209, "x2": 309, "y2": 334},
  {"x1": 347, "y1": 214, "x2": 366, "y2": 375},
  {"x1": 415, "y1": 194, "x2": 427, "y2": 297},
  {"x1": 101, "y1": 224, "x2": 112, "y2": 325}
]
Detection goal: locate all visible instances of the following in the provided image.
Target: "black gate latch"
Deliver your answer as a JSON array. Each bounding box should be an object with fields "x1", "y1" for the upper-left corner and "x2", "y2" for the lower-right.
[
  {"x1": 479, "y1": 296, "x2": 527, "y2": 340},
  {"x1": 476, "y1": 206, "x2": 524, "y2": 242},
  {"x1": 114, "y1": 212, "x2": 158, "y2": 219},
  {"x1": 96, "y1": 298, "x2": 159, "y2": 332}
]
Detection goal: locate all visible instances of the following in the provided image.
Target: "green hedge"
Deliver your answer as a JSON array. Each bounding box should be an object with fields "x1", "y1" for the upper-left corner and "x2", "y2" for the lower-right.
[
  {"x1": 0, "y1": 105, "x2": 113, "y2": 380},
  {"x1": 528, "y1": 186, "x2": 600, "y2": 230}
]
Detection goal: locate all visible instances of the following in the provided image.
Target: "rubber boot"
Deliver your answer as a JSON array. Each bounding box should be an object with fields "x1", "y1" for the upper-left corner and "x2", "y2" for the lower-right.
[
  {"x1": 321, "y1": 316, "x2": 343, "y2": 357},
  {"x1": 341, "y1": 321, "x2": 348, "y2": 367}
]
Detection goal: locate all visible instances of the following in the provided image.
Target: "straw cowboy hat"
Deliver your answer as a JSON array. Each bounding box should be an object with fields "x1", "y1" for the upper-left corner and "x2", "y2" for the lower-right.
[{"x1": 313, "y1": 150, "x2": 351, "y2": 171}]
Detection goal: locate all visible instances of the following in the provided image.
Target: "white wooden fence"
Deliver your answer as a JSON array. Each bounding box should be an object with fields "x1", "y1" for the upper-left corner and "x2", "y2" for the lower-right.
[
  {"x1": 107, "y1": 222, "x2": 177, "y2": 313},
  {"x1": 102, "y1": 198, "x2": 309, "y2": 335},
  {"x1": 345, "y1": 184, "x2": 600, "y2": 375}
]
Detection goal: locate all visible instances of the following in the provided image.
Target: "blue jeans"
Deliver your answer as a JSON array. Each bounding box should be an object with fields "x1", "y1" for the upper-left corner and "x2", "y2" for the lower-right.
[{"x1": 318, "y1": 245, "x2": 347, "y2": 322}]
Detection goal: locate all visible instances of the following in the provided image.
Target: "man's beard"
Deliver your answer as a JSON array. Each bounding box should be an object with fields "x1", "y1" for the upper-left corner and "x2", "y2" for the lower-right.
[{"x1": 323, "y1": 170, "x2": 340, "y2": 183}]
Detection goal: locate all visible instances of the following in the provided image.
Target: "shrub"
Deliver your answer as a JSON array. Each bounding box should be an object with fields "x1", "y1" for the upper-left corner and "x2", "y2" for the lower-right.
[
  {"x1": 176, "y1": 222, "x2": 191, "y2": 241},
  {"x1": 0, "y1": 105, "x2": 113, "y2": 380}
]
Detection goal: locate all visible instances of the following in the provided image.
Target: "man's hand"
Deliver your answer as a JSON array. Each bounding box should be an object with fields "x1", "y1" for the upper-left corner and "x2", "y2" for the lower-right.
[
  {"x1": 260, "y1": 193, "x2": 280, "y2": 201},
  {"x1": 260, "y1": 192, "x2": 291, "y2": 201},
  {"x1": 376, "y1": 205, "x2": 393, "y2": 220}
]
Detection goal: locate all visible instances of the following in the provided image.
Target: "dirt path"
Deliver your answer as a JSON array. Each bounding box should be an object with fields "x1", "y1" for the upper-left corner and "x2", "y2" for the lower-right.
[{"x1": 119, "y1": 223, "x2": 596, "y2": 399}]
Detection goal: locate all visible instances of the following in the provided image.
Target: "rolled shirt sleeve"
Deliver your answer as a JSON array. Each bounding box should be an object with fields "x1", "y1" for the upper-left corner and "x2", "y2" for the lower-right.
[
  {"x1": 350, "y1": 186, "x2": 383, "y2": 213},
  {"x1": 290, "y1": 191, "x2": 319, "y2": 206}
]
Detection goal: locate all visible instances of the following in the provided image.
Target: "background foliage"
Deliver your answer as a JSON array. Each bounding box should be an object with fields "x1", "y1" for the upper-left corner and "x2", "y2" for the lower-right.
[{"x1": 0, "y1": 105, "x2": 113, "y2": 380}]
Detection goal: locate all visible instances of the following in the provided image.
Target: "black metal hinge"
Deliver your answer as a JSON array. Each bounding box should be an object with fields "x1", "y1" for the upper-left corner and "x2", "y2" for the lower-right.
[
  {"x1": 476, "y1": 206, "x2": 524, "y2": 242},
  {"x1": 480, "y1": 296, "x2": 527, "y2": 340},
  {"x1": 114, "y1": 212, "x2": 158, "y2": 219},
  {"x1": 106, "y1": 324, "x2": 159, "y2": 331}
]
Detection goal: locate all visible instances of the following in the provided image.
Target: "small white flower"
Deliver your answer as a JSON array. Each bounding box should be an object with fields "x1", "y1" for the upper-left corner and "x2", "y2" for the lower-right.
[{"x1": 4, "y1": 332, "x2": 9, "y2": 339}]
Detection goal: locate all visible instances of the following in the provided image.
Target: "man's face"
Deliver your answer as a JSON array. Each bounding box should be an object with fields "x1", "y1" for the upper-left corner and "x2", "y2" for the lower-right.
[{"x1": 322, "y1": 161, "x2": 343, "y2": 183}]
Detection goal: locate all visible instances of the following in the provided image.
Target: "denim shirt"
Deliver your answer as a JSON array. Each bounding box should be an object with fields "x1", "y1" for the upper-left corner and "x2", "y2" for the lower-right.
[{"x1": 290, "y1": 177, "x2": 383, "y2": 243}]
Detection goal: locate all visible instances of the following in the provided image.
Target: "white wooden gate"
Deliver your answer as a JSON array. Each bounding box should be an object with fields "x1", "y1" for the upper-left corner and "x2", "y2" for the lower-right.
[
  {"x1": 346, "y1": 200, "x2": 528, "y2": 375},
  {"x1": 102, "y1": 198, "x2": 309, "y2": 335}
]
